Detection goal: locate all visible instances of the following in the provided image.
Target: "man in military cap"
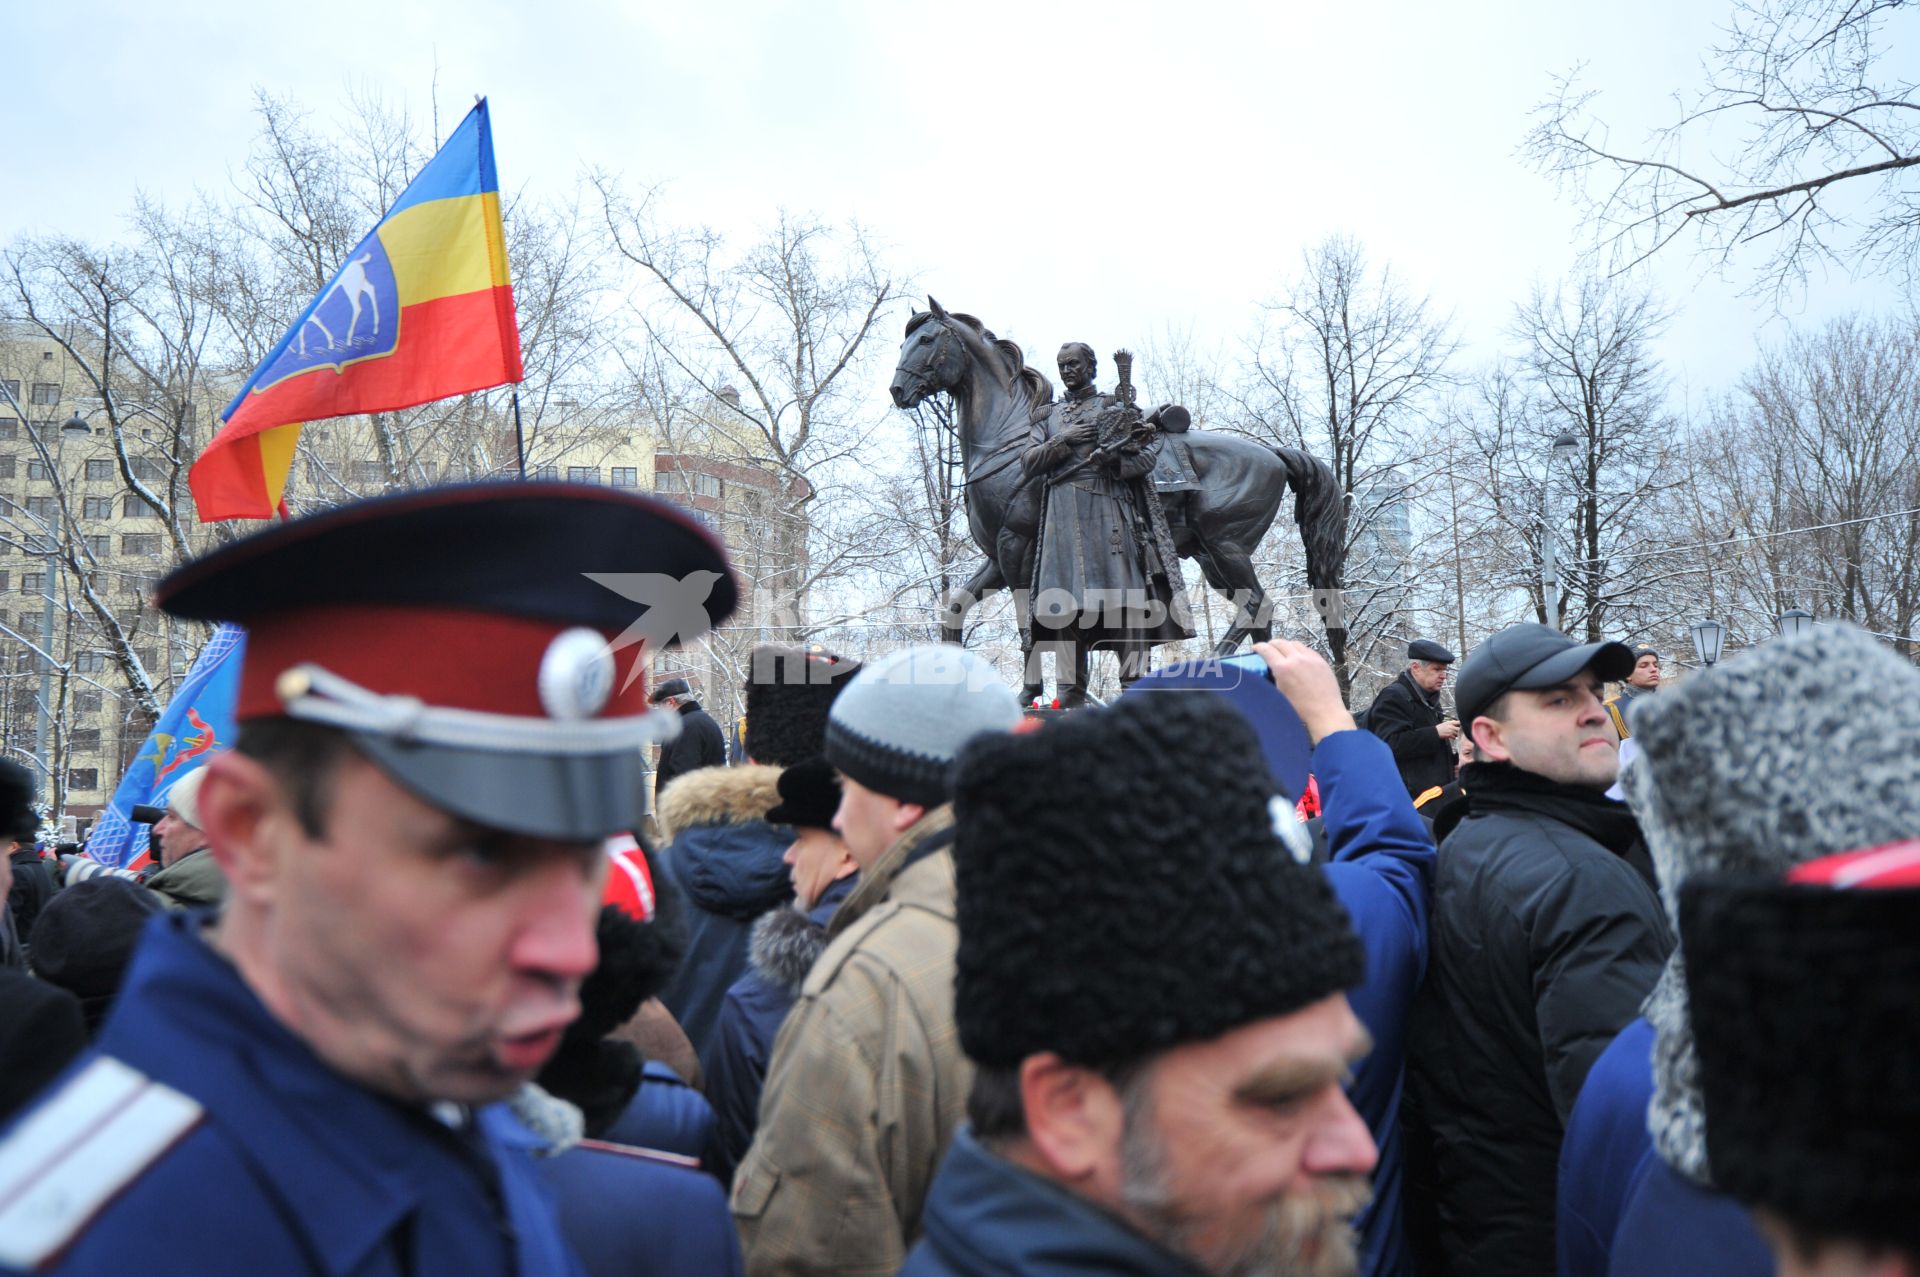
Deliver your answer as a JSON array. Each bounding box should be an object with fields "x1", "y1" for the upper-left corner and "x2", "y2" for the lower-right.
[
  {"x1": 1365, "y1": 638, "x2": 1460, "y2": 800},
  {"x1": 0, "y1": 481, "x2": 736, "y2": 1275}
]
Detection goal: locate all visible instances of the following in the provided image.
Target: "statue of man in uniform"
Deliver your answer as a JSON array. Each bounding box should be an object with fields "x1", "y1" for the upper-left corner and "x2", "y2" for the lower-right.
[{"x1": 1019, "y1": 342, "x2": 1192, "y2": 701}]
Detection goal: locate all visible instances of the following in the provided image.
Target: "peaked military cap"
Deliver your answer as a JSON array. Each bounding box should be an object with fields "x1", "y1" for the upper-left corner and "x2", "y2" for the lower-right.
[{"x1": 157, "y1": 481, "x2": 738, "y2": 840}]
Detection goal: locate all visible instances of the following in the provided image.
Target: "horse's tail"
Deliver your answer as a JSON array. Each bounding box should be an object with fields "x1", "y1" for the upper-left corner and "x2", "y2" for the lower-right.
[{"x1": 1273, "y1": 447, "x2": 1347, "y2": 592}]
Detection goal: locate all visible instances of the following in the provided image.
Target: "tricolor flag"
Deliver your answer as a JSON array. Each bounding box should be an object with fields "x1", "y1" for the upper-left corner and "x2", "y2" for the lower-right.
[
  {"x1": 84, "y1": 624, "x2": 245, "y2": 869},
  {"x1": 190, "y1": 99, "x2": 523, "y2": 521}
]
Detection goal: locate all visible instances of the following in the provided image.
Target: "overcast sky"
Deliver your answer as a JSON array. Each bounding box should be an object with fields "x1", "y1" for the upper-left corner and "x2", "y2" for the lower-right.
[{"x1": 5, "y1": 0, "x2": 1898, "y2": 417}]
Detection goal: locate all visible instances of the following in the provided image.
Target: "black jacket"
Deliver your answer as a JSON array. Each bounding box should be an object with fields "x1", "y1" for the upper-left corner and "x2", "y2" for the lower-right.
[
  {"x1": 654, "y1": 700, "x2": 728, "y2": 798},
  {"x1": 1367, "y1": 671, "x2": 1455, "y2": 798},
  {"x1": 7, "y1": 847, "x2": 55, "y2": 948},
  {"x1": 1406, "y1": 762, "x2": 1673, "y2": 1277}
]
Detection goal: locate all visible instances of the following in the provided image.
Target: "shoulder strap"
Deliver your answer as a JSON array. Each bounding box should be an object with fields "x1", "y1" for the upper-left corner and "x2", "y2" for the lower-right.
[{"x1": 0, "y1": 1056, "x2": 205, "y2": 1270}]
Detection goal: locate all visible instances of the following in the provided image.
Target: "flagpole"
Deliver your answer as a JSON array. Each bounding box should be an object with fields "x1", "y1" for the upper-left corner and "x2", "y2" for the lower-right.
[{"x1": 511, "y1": 388, "x2": 526, "y2": 478}]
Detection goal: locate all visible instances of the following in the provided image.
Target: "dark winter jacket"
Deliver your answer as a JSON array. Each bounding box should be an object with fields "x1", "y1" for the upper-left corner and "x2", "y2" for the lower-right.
[
  {"x1": 1407, "y1": 761, "x2": 1673, "y2": 1277},
  {"x1": 1314, "y1": 729, "x2": 1436, "y2": 1277},
  {"x1": 601, "y1": 1059, "x2": 717, "y2": 1162},
  {"x1": 1366, "y1": 671, "x2": 1456, "y2": 798},
  {"x1": 539, "y1": 1139, "x2": 744, "y2": 1277},
  {"x1": 1557, "y1": 1016, "x2": 1771, "y2": 1277},
  {"x1": 701, "y1": 873, "x2": 859, "y2": 1185},
  {"x1": 654, "y1": 766, "x2": 793, "y2": 1054},
  {"x1": 7, "y1": 847, "x2": 55, "y2": 948},
  {"x1": 0, "y1": 967, "x2": 86, "y2": 1123},
  {"x1": 901, "y1": 1126, "x2": 1205, "y2": 1276},
  {"x1": 655, "y1": 700, "x2": 729, "y2": 798}
]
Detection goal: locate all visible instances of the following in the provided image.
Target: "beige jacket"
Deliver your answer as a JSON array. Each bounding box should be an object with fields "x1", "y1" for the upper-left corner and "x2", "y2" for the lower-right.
[{"x1": 730, "y1": 806, "x2": 970, "y2": 1277}]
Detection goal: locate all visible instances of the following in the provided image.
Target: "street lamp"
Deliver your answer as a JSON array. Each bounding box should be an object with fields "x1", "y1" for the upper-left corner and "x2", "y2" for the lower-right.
[
  {"x1": 1690, "y1": 618, "x2": 1728, "y2": 668},
  {"x1": 32, "y1": 413, "x2": 97, "y2": 801},
  {"x1": 1542, "y1": 432, "x2": 1580, "y2": 629},
  {"x1": 1776, "y1": 609, "x2": 1815, "y2": 640}
]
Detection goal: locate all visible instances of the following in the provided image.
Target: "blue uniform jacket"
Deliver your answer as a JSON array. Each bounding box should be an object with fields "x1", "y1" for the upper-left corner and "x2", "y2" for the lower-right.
[
  {"x1": 0, "y1": 912, "x2": 582, "y2": 1277},
  {"x1": 600, "y1": 1059, "x2": 715, "y2": 1161},
  {"x1": 1558, "y1": 1016, "x2": 1771, "y2": 1277},
  {"x1": 1314, "y1": 729, "x2": 1436, "y2": 1277},
  {"x1": 902, "y1": 1126, "x2": 1204, "y2": 1276},
  {"x1": 538, "y1": 1140, "x2": 743, "y2": 1277}
]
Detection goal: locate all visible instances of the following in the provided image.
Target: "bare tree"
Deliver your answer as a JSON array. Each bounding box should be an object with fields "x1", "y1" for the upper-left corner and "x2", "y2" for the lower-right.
[
  {"x1": 1501, "y1": 277, "x2": 1685, "y2": 641},
  {"x1": 1228, "y1": 234, "x2": 1459, "y2": 700},
  {"x1": 1528, "y1": 0, "x2": 1920, "y2": 300},
  {"x1": 1684, "y1": 312, "x2": 1920, "y2": 653}
]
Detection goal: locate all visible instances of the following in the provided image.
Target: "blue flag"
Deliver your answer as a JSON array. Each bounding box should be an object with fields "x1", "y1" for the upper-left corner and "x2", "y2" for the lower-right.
[{"x1": 87, "y1": 624, "x2": 245, "y2": 868}]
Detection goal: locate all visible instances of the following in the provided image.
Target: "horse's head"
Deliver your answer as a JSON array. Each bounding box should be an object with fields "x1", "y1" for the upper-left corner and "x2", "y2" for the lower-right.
[{"x1": 891, "y1": 296, "x2": 967, "y2": 410}]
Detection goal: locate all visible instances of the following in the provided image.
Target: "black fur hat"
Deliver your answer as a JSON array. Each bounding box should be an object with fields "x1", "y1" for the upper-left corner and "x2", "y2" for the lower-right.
[
  {"x1": 744, "y1": 643, "x2": 860, "y2": 768},
  {"x1": 951, "y1": 690, "x2": 1366, "y2": 1070},
  {"x1": 1682, "y1": 871, "x2": 1920, "y2": 1255},
  {"x1": 0, "y1": 758, "x2": 38, "y2": 846},
  {"x1": 766, "y1": 757, "x2": 841, "y2": 830}
]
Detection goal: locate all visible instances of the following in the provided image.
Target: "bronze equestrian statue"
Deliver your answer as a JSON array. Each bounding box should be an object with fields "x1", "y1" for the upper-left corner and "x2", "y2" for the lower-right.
[{"x1": 888, "y1": 298, "x2": 1346, "y2": 705}]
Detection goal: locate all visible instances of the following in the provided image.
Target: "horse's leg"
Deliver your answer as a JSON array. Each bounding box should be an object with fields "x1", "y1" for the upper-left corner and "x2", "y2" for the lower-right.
[
  {"x1": 1201, "y1": 538, "x2": 1275, "y2": 656},
  {"x1": 942, "y1": 559, "x2": 1004, "y2": 647}
]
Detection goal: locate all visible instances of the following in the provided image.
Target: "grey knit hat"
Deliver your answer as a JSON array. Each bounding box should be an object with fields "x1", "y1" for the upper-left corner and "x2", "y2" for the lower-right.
[
  {"x1": 1620, "y1": 623, "x2": 1920, "y2": 1186},
  {"x1": 823, "y1": 645, "x2": 1023, "y2": 806}
]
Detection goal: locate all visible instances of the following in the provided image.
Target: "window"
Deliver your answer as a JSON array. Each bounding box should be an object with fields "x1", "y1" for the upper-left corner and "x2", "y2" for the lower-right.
[
  {"x1": 70, "y1": 728, "x2": 100, "y2": 750},
  {"x1": 352, "y1": 460, "x2": 385, "y2": 482},
  {"x1": 122, "y1": 533, "x2": 161, "y2": 556},
  {"x1": 83, "y1": 534, "x2": 111, "y2": 556},
  {"x1": 567, "y1": 465, "x2": 600, "y2": 484},
  {"x1": 85, "y1": 458, "x2": 113, "y2": 481},
  {"x1": 123, "y1": 573, "x2": 156, "y2": 597},
  {"x1": 130, "y1": 457, "x2": 164, "y2": 482},
  {"x1": 688, "y1": 472, "x2": 723, "y2": 498},
  {"x1": 122, "y1": 495, "x2": 156, "y2": 518},
  {"x1": 29, "y1": 383, "x2": 59, "y2": 406},
  {"x1": 75, "y1": 652, "x2": 107, "y2": 672},
  {"x1": 0, "y1": 457, "x2": 12, "y2": 480},
  {"x1": 611, "y1": 466, "x2": 639, "y2": 488},
  {"x1": 74, "y1": 690, "x2": 102, "y2": 713},
  {"x1": 0, "y1": 571, "x2": 8, "y2": 591},
  {"x1": 22, "y1": 571, "x2": 46, "y2": 593},
  {"x1": 1, "y1": 381, "x2": 18, "y2": 403},
  {"x1": 0, "y1": 417, "x2": 15, "y2": 441},
  {"x1": 26, "y1": 459, "x2": 50, "y2": 481},
  {"x1": 68, "y1": 769, "x2": 99, "y2": 792},
  {"x1": 533, "y1": 464, "x2": 559, "y2": 481},
  {"x1": 83, "y1": 496, "x2": 113, "y2": 519},
  {"x1": 25, "y1": 496, "x2": 57, "y2": 519}
]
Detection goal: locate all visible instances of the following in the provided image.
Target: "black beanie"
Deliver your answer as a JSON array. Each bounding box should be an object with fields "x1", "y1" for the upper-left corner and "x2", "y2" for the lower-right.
[
  {"x1": 951, "y1": 691, "x2": 1365, "y2": 1070},
  {"x1": 1682, "y1": 873, "x2": 1920, "y2": 1256},
  {"x1": 766, "y1": 757, "x2": 841, "y2": 830},
  {"x1": 743, "y1": 643, "x2": 861, "y2": 767}
]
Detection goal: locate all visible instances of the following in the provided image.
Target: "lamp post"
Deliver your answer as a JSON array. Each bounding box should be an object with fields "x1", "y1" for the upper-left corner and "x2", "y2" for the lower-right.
[
  {"x1": 31, "y1": 412, "x2": 96, "y2": 799},
  {"x1": 1776, "y1": 609, "x2": 1814, "y2": 640},
  {"x1": 1543, "y1": 432, "x2": 1579, "y2": 629},
  {"x1": 1690, "y1": 618, "x2": 1728, "y2": 668}
]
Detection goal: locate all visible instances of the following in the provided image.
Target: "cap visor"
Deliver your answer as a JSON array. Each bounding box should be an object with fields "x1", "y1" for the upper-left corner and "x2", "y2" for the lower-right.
[
  {"x1": 349, "y1": 733, "x2": 647, "y2": 842},
  {"x1": 1514, "y1": 639, "x2": 1637, "y2": 692}
]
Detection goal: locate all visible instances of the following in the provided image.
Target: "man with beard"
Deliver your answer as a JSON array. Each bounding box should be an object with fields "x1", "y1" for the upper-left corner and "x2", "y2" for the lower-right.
[
  {"x1": 0, "y1": 482, "x2": 737, "y2": 1275},
  {"x1": 902, "y1": 689, "x2": 1376, "y2": 1277},
  {"x1": 1406, "y1": 624, "x2": 1672, "y2": 1276}
]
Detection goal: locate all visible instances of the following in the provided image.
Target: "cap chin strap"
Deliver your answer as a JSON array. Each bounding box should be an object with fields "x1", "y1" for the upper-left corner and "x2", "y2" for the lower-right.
[{"x1": 277, "y1": 663, "x2": 684, "y2": 754}]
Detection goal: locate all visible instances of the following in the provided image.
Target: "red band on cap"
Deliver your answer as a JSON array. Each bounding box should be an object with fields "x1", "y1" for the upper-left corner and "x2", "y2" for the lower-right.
[
  {"x1": 239, "y1": 604, "x2": 648, "y2": 722},
  {"x1": 1787, "y1": 839, "x2": 1920, "y2": 888}
]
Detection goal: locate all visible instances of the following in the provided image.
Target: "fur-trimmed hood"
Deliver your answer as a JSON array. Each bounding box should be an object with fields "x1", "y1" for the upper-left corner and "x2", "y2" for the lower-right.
[
  {"x1": 658, "y1": 764, "x2": 784, "y2": 839},
  {"x1": 747, "y1": 875, "x2": 857, "y2": 995}
]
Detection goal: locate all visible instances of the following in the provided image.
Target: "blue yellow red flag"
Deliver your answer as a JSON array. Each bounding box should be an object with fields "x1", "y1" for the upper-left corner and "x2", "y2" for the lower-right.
[
  {"x1": 84, "y1": 624, "x2": 245, "y2": 868},
  {"x1": 190, "y1": 100, "x2": 523, "y2": 521}
]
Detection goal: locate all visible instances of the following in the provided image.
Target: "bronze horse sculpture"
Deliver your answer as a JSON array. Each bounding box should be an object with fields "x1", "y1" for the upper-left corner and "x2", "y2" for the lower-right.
[{"x1": 889, "y1": 299, "x2": 1346, "y2": 697}]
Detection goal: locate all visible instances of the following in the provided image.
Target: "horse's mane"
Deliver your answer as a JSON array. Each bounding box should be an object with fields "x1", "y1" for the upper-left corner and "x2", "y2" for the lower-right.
[{"x1": 906, "y1": 309, "x2": 1054, "y2": 407}]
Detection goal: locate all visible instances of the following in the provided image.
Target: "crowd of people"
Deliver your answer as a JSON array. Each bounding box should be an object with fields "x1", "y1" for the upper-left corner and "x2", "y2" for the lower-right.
[{"x1": 0, "y1": 479, "x2": 1914, "y2": 1277}]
